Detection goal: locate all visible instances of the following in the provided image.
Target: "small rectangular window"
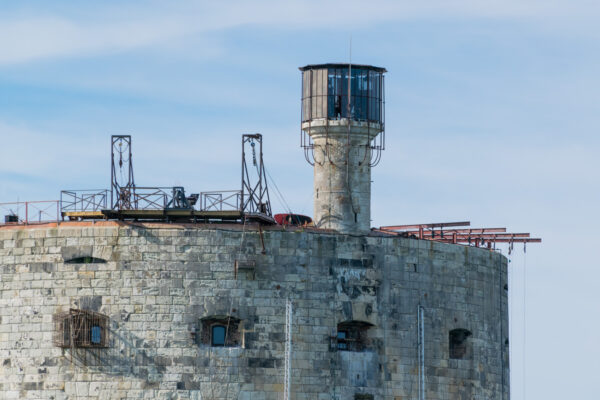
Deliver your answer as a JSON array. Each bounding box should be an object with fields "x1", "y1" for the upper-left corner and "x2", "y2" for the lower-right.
[
  {"x1": 91, "y1": 326, "x2": 102, "y2": 344},
  {"x1": 53, "y1": 309, "x2": 109, "y2": 348},
  {"x1": 200, "y1": 316, "x2": 241, "y2": 347},
  {"x1": 449, "y1": 328, "x2": 472, "y2": 359},
  {"x1": 212, "y1": 325, "x2": 226, "y2": 346},
  {"x1": 336, "y1": 321, "x2": 373, "y2": 352},
  {"x1": 337, "y1": 330, "x2": 348, "y2": 350}
]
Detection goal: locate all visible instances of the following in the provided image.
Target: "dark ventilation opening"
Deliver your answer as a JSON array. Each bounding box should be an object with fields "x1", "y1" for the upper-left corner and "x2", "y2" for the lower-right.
[
  {"x1": 65, "y1": 256, "x2": 106, "y2": 264},
  {"x1": 200, "y1": 316, "x2": 241, "y2": 347},
  {"x1": 336, "y1": 320, "x2": 374, "y2": 352},
  {"x1": 355, "y1": 394, "x2": 374, "y2": 400},
  {"x1": 449, "y1": 328, "x2": 472, "y2": 359}
]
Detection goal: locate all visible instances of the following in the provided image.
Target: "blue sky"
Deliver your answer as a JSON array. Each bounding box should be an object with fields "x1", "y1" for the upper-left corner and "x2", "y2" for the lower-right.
[{"x1": 1, "y1": 1, "x2": 599, "y2": 398}]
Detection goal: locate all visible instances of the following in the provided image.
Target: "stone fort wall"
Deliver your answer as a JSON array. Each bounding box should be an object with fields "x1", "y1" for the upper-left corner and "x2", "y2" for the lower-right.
[{"x1": 0, "y1": 222, "x2": 509, "y2": 399}]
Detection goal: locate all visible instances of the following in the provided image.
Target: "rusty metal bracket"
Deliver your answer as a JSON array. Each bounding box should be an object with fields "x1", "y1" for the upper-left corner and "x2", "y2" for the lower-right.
[{"x1": 258, "y1": 224, "x2": 266, "y2": 255}]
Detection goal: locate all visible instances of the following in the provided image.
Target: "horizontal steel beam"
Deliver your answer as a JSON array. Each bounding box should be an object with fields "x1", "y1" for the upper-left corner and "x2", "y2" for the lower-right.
[
  {"x1": 380, "y1": 221, "x2": 471, "y2": 230},
  {"x1": 418, "y1": 233, "x2": 531, "y2": 239},
  {"x1": 391, "y1": 228, "x2": 507, "y2": 234},
  {"x1": 430, "y1": 237, "x2": 541, "y2": 244}
]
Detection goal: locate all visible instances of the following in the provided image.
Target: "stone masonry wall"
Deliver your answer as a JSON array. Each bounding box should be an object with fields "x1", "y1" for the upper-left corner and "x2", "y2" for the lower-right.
[
  {"x1": 304, "y1": 120, "x2": 380, "y2": 234},
  {"x1": 0, "y1": 222, "x2": 509, "y2": 399}
]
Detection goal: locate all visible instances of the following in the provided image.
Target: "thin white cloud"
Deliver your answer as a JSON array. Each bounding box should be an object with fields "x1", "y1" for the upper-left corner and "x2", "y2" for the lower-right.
[
  {"x1": 0, "y1": 16, "x2": 197, "y2": 64},
  {"x1": 0, "y1": 0, "x2": 597, "y2": 65}
]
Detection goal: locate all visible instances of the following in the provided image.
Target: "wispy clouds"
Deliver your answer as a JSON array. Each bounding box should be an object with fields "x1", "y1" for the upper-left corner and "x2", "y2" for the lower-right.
[
  {"x1": 0, "y1": 16, "x2": 196, "y2": 64},
  {"x1": 0, "y1": 0, "x2": 597, "y2": 65}
]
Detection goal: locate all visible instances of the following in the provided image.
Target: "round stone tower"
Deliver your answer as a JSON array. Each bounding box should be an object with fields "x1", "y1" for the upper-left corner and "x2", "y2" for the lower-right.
[{"x1": 300, "y1": 63, "x2": 386, "y2": 234}]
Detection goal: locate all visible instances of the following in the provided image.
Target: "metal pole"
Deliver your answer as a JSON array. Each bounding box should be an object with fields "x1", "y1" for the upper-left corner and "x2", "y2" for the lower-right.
[
  {"x1": 258, "y1": 135, "x2": 263, "y2": 210},
  {"x1": 418, "y1": 305, "x2": 425, "y2": 400},
  {"x1": 241, "y1": 136, "x2": 245, "y2": 212},
  {"x1": 129, "y1": 136, "x2": 134, "y2": 191},
  {"x1": 284, "y1": 298, "x2": 292, "y2": 400},
  {"x1": 110, "y1": 137, "x2": 114, "y2": 209}
]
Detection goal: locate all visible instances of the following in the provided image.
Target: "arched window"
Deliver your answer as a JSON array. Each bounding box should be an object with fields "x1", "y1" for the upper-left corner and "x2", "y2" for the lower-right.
[
  {"x1": 449, "y1": 328, "x2": 472, "y2": 359},
  {"x1": 200, "y1": 316, "x2": 241, "y2": 347},
  {"x1": 336, "y1": 321, "x2": 374, "y2": 352}
]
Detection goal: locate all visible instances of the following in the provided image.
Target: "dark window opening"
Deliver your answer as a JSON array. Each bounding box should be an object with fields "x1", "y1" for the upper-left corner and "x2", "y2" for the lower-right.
[
  {"x1": 449, "y1": 328, "x2": 472, "y2": 359},
  {"x1": 336, "y1": 320, "x2": 374, "y2": 352},
  {"x1": 337, "y1": 330, "x2": 348, "y2": 350},
  {"x1": 200, "y1": 316, "x2": 241, "y2": 347},
  {"x1": 334, "y1": 95, "x2": 342, "y2": 118},
  {"x1": 355, "y1": 394, "x2": 374, "y2": 400},
  {"x1": 53, "y1": 309, "x2": 109, "y2": 348},
  {"x1": 65, "y1": 256, "x2": 106, "y2": 264}
]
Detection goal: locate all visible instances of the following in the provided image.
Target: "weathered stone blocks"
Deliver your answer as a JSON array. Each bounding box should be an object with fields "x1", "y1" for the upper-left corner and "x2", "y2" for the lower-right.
[{"x1": 0, "y1": 223, "x2": 508, "y2": 399}]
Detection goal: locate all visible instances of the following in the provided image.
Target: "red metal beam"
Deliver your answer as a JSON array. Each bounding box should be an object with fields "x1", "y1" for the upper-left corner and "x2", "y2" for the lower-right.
[
  {"x1": 380, "y1": 221, "x2": 470, "y2": 230},
  {"x1": 432, "y1": 238, "x2": 542, "y2": 244},
  {"x1": 372, "y1": 223, "x2": 542, "y2": 247},
  {"x1": 389, "y1": 228, "x2": 507, "y2": 234},
  {"x1": 416, "y1": 233, "x2": 530, "y2": 239}
]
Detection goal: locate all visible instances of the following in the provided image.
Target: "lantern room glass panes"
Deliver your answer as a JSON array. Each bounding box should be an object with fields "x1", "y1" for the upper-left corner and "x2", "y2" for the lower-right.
[{"x1": 301, "y1": 66, "x2": 383, "y2": 123}]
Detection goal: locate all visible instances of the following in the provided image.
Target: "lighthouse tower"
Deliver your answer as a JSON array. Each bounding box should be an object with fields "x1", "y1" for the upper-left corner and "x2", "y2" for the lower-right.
[{"x1": 300, "y1": 63, "x2": 386, "y2": 234}]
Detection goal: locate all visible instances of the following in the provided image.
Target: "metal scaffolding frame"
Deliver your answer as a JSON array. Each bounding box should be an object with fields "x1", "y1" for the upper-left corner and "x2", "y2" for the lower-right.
[
  {"x1": 241, "y1": 134, "x2": 272, "y2": 217},
  {"x1": 110, "y1": 135, "x2": 135, "y2": 210},
  {"x1": 376, "y1": 221, "x2": 541, "y2": 250}
]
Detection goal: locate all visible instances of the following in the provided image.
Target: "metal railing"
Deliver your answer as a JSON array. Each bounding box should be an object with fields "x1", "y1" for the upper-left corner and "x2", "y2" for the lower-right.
[
  {"x1": 52, "y1": 186, "x2": 244, "y2": 218},
  {"x1": 199, "y1": 190, "x2": 241, "y2": 211},
  {"x1": 125, "y1": 187, "x2": 170, "y2": 210},
  {"x1": 0, "y1": 200, "x2": 60, "y2": 224},
  {"x1": 60, "y1": 190, "x2": 108, "y2": 213},
  {"x1": 114, "y1": 186, "x2": 194, "y2": 210}
]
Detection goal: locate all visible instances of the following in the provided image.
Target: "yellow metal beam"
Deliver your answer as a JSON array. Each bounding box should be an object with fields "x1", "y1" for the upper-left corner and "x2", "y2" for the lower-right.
[{"x1": 62, "y1": 211, "x2": 105, "y2": 219}]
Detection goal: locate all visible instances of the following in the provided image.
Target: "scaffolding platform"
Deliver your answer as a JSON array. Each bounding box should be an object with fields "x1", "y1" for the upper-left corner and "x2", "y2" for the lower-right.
[
  {"x1": 62, "y1": 211, "x2": 105, "y2": 220},
  {"x1": 62, "y1": 209, "x2": 276, "y2": 224}
]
